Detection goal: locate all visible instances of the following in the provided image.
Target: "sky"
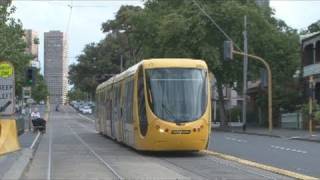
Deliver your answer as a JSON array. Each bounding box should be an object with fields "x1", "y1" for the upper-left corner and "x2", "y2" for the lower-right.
[{"x1": 10, "y1": 0, "x2": 320, "y2": 74}]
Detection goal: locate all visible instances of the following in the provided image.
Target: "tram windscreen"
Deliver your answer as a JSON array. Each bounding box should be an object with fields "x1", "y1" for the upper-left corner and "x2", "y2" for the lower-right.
[{"x1": 146, "y1": 68, "x2": 207, "y2": 123}]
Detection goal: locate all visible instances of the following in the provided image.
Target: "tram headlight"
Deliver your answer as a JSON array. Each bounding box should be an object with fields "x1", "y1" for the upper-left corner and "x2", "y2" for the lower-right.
[{"x1": 159, "y1": 128, "x2": 165, "y2": 133}]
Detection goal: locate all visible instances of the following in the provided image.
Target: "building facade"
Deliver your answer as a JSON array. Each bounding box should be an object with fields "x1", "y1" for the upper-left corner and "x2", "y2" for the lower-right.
[
  {"x1": 301, "y1": 32, "x2": 320, "y2": 104},
  {"x1": 44, "y1": 31, "x2": 68, "y2": 104},
  {"x1": 255, "y1": 0, "x2": 269, "y2": 7},
  {"x1": 24, "y1": 29, "x2": 40, "y2": 69}
]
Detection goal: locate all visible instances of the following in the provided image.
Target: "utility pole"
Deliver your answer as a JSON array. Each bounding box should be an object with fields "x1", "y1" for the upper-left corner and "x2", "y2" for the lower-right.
[
  {"x1": 242, "y1": 15, "x2": 248, "y2": 131},
  {"x1": 309, "y1": 76, "x2": 314, "y2": 134},
  {"x1": 224, "y1": 41, "x2": 273, "y2": 132},
  {"x1": 120, "y1": 55, "x2": 123, "y2": 73}
]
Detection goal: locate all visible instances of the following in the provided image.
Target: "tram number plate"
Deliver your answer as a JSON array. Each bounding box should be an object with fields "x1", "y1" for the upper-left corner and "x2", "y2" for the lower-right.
[{"x1": 171, "y1": 130, "x2": 191, "y2": 134}]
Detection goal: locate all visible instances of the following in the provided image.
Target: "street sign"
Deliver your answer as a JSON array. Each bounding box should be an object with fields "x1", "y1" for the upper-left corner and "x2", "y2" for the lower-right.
[
  {"x1": 23, "y1": 87, "x2": 31, "y2": 99},
  {"x1": 0, "y1": 61, "x2": 15, "y2": 116},
  {"x1": 223, "y1": 41, "x2": 233, "y2": 61}
]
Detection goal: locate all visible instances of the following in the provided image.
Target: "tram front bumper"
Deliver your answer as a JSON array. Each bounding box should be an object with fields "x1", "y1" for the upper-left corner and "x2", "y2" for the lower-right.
[{"x1": 152, "y1": 139, "x2": 207, "y2": 151}]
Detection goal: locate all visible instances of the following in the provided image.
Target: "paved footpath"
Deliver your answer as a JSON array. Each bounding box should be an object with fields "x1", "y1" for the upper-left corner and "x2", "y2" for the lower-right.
[
  {"x1": 22, "y1": 106, "x2": 294, "y2": 180},
  {"x1": 0, "y1": 105, "x2": 46, "y2": 179}
]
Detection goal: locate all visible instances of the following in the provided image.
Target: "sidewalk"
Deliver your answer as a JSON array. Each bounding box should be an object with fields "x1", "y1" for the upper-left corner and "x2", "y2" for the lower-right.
[
  {"x1": 0, "y1": 130, "x2": 37, "y2": 179},
  {"x1": 0, "y1": 104, "x2": 46, "y2": 179},
  {"x1": 212, "y1": 125, "x2": 320, "y2": 143}
]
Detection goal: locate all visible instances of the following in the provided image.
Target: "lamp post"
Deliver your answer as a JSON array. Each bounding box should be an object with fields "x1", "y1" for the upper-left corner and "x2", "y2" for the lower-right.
[
  {"x1": 309, "y1": 76, "x2": 314, "y2": 134},
  {"x1": 224, "y1": 41, "x2": 273, "y2": 132}
]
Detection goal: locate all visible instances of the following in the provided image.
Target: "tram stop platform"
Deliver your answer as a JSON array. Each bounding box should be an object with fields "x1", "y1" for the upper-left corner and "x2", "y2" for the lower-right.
[{"x1": 0, "y1": 128, "x2": 40, "y2": 179}]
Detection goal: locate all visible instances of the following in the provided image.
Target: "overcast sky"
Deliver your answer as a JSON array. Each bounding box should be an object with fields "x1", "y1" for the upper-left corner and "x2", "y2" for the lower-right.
[{"x1": 11, "y1": 0, "x2": 320, "y2": 74}]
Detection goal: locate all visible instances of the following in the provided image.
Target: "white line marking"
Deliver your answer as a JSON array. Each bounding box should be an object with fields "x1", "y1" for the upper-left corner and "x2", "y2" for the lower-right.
[
  {"x1": 271, "y1": 145, "x2": 307, "y2": 154},
  {"x1": 78, "y1": 113, "x2": 95, "y2": 123},
  {"x1": 76, "y1": 121, "x2": 97, "y2": 133},
  {"x1": 225, "y1": 137, "x2": 248, "y2": 143},
  {"x1": 29, "y1": 131, "x2": 41, "y2": 149},
  {"x1": 67, "y1": 125, "x2": 123, "y2": 180},
  {"x1": 207, "y1": 156, "x2": 276, "y2": 180},
  {"x1": 47, "y1": 118, "x2": 52, "y2": 180}
]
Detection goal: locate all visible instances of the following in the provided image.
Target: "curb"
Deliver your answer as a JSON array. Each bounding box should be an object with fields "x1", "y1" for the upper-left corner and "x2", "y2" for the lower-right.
[
  {"x1": 213, "y1": 127, "x2": 320, "y2": 142},
  {"x1": 212, "y1": 128, "x2": 281, "y2": 138},
  {"x1": 289, "y1": 137, "x2": 320, "y2": 143},
  {"x1": 2, "y1": 148, "x2": 33, "y2": 180},
  {"x1": 202, "y1": 150, "x2": 318, "y2": 180},
  {"x1": 2, "y1": 134, "x2": 42, "y2": 180},
  {"x1": 2, "y1": 105, "x2": 49, "y2": 180}
]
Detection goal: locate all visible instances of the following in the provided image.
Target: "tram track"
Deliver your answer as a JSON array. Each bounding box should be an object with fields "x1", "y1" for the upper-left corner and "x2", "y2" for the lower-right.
[
  {"x1": 67, "y1": 123, "x2": 124, "y2": 180},
  {"x1": 44, "y1": 106, "x2": 123, "y2": 180},
  {"x1": 70, "y1": 108, "x2": 290, "y2": 180}
]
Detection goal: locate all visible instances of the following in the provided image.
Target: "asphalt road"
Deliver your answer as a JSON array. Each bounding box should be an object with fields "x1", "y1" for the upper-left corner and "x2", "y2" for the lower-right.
[
  {"x1": 22, "y1": 106, "x2": 290, "y2": 180},
  {"x1": 210, "y1": 131, "x2": 320, "y2": 178}
]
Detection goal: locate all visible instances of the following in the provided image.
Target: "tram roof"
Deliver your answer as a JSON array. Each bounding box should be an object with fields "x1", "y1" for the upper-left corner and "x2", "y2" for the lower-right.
[{"x1": 96, "y1": 58, "x2": 206, "y2": 91}]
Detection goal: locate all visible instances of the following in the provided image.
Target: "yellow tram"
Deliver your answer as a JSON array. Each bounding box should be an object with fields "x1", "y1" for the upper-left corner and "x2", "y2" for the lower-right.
[{"x1": 96, "y1": 58, "x2": 211, "y2": 151}]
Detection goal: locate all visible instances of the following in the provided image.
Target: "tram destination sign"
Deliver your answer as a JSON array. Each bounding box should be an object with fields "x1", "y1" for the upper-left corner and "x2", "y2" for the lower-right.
[{"x1": 0, "y1": 61, "x2": 15, "y2": 116}]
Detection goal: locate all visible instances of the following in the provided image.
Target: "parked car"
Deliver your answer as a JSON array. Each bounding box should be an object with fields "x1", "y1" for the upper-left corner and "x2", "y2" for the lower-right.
[{"x1": 80, "y1": 106, "x2": 92, "y2": 114}]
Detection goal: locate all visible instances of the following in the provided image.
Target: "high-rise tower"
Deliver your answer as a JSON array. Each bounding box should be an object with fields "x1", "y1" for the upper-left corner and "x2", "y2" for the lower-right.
[
  {"x1": 44, "y1": 31, "x2": 68, "y2": 104},
  {"x1": 24, "y1": 29, "x2": 40, "y2": 68}
]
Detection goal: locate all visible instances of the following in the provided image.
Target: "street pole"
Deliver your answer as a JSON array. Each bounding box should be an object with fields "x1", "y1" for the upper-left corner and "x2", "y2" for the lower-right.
[
  {"x1": 242, "y1": 15, "x2": 248, "y2": 131},
  {"x1": 120, "y1": 55, "x2": 123, "y2": 73},
  {"x1": 309, "y1": 76, "x2": 314, "y2": 134},
  {"x1": 233, "y1": 51, "x2": 273, "y2": 132}
]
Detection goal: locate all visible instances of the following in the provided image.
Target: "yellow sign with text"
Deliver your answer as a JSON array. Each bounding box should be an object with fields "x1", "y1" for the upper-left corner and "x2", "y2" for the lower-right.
[{"x1": 0, "y1": 62, "x2": 14, "y2": 78}]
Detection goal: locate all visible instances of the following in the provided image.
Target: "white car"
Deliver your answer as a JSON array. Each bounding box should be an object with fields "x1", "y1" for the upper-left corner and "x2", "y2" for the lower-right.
[{"x1": 80, "y1": 106, "x2": 92, "y2": 114}]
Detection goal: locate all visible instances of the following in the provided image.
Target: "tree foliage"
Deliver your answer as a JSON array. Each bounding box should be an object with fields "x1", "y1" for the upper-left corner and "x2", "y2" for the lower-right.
[
  {"x1": 68, "y1": 88, "x2": 87, "y2": 101},
  {"x1": 71, "y1": 0, "x2": 301, "y2": 126},
  {"x1": 0, "y1": 3, "x2": 48, "y2": 101},
  {"x1": 0, "y1": 2, "x2": 45, "y2": 98},
  {"x1": 31, "y1": 70, "x2": 48, "y2": 103},
  {"x1": 301, "y1": 19, "x2": 320, "y2": 34}
]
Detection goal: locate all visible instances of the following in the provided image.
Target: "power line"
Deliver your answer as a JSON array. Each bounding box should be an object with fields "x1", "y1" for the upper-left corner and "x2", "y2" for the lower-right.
[
  {"x1": 65, "y1": 3, "x2": 73, "y2": 35},
  {"x1": 191, "y1": 0, "x2": 241, "y2": 51}
]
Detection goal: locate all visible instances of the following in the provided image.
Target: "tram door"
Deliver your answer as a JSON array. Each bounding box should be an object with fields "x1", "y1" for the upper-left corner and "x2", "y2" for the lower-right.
[
  {"x1": 119, "y1": 83, "x2": 125, "y2": 142},
  {"x1": 111, "y1": 85, "x2": 116, "y2": 139}
]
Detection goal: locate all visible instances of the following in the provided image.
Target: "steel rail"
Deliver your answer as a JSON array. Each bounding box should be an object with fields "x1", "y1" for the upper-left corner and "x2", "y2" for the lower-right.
[{"x1": 67, "y1": 124, "x2": 124, "y2": 180}]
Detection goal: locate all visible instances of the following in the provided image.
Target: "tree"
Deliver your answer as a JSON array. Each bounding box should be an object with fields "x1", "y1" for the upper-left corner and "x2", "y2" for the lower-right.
[
  {"x1": 31, "y1": 70, "x2": 48, "y2": 103},
  {"x1": 301, "y1": 19, "x2": 320, "y2": 34},
  {"x1": 73, "y1": 0, "x2": 300, "y2": 127},
  {"x1": 67, "y1": 88, "x2": 87, "y2": 101},
  {"x1": 0, "y1": 2, "x2": 34, "y2": 97}
]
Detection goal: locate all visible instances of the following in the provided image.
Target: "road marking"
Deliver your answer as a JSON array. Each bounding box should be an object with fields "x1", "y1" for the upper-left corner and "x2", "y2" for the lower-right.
[
  {"x1": 225, "y1": 136, "x2": 247, "y2": 143},
  {"x1": 76, "y1": 121, "x2": 97, "y2": 134},
  {"x1": 29, "y1": 131, "x2": 41, "y2": 149},
  {"x1": 202, "y1": 150, "x2": 317, "y2": 180},
  {"x1": 47, "y1": 117, "x2": 52, "y2": 180},
  {"x1": 270, "y1": 145, "x2": 307, "y2": 154},
  {"x1": 67, "y1": 125, "x2": 123, "y2": 180},
  {"x1": 207, "y1": 155, "x2": 275, "y2": 179},
  {"x1": 78, "y1": 113, "x2": 95, "y2": 123}
]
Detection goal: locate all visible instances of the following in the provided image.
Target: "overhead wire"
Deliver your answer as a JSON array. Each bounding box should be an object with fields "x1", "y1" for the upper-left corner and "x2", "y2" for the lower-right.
[
  {"x1": 63, "y1": 1, "x2": 73, "y2": 64},
  {"x1": 191, "y1": 0, "x2": 242, "y2": 51}
]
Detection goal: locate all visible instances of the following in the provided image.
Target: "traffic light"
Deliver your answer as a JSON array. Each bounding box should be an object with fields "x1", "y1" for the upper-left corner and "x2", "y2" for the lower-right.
[
  {"x1": 223, "y1": 41, "x2": 234, "y2": 61},
  {"x1": 26, "y1": 67, "x2": 35, "y2": 86}
]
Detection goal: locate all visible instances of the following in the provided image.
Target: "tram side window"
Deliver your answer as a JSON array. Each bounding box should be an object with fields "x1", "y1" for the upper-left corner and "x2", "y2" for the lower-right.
[
  {"x1": 125, "y1": 79, "x2": 134, "y2": 123},
  {"x1": 106, "y1": 89, "x2": 111, "y2": 120},
  {"x1": 138, "y1": 68, "x2": 148, "y2": 136},
  {"x1": 113, "y1": 84, "x2": 121, "y2": 122},
  {"x1": 128, "y1": 79, "x2": 134, "y2": 123},
  {"x1": 117, "y1": 84, "x2": 121, "y2": 121},
  {"x1": 122, "y1": 82, "x2": 128, "y2": 123}
]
